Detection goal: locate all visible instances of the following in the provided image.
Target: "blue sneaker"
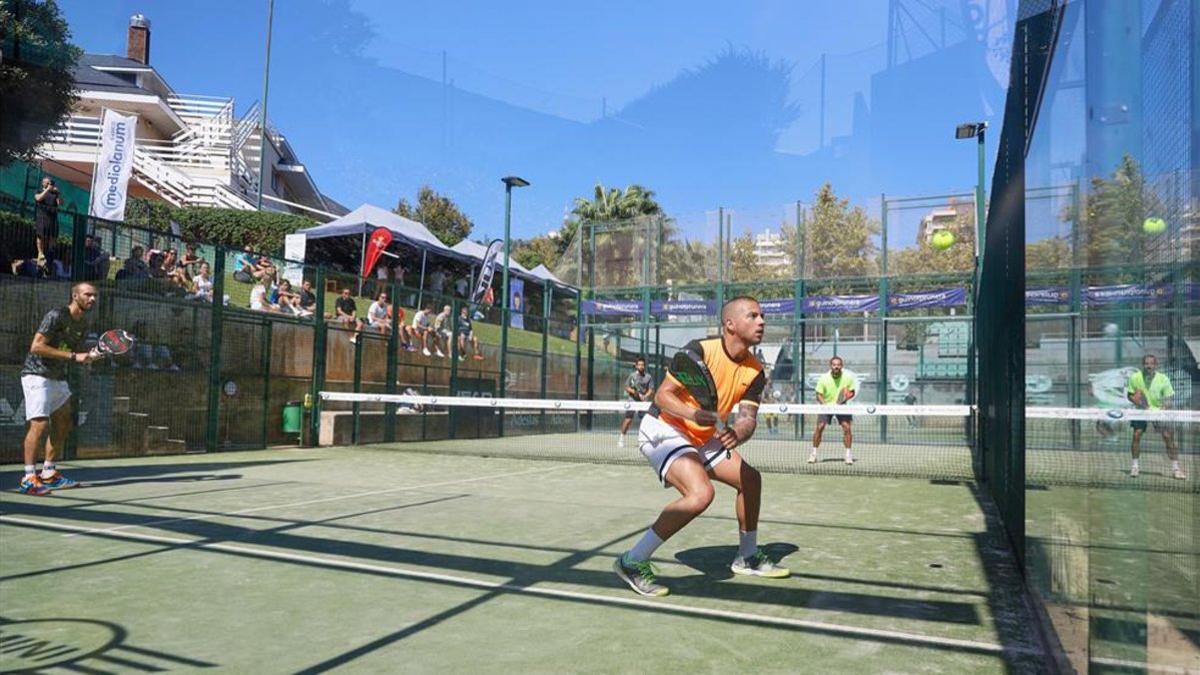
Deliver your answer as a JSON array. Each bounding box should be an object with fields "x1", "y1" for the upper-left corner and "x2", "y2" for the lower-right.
[
  {"x1": 18, "y1": 474, "x2": 51, "y2": 496},
  {"x1": 40, "y1": 471, "x2": 79, "y2": 490}
]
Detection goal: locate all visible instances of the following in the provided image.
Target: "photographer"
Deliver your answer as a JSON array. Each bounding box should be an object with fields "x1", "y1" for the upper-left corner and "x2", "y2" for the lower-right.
[{"x1": 34, "y1": 177, "x2": 63, "y2": 265}]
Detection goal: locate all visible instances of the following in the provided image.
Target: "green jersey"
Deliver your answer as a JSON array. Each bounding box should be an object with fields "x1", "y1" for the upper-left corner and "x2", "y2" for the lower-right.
[
  {"x1": 1126, "y1": 370, "x2": 1174, "y2": 410},
  {"x1": 816, "y1": 371, "x2": 857, "y2": 404}
]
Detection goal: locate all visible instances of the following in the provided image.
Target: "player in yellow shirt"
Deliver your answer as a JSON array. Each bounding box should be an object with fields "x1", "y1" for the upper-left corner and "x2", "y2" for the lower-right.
[
  {"x1": 809, "y1": 356, "x2": 858, "y2": 465},
  {"x1": 1126, "y1": 354, "x2": 1184, "y2": 480}
]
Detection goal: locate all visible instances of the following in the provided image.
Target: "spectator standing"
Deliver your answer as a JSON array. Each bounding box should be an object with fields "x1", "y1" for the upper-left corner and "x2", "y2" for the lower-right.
[
  {"x1": 33, "y1": 177, "x2": 62, "y2": 265},
  {"x1": 430, "y1": 268, "x2": 446, "y2": 298}
]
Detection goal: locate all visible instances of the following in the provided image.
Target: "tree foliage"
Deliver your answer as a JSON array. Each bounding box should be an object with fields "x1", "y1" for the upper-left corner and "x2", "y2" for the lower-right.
[
  {"x1": 0, "y1": 0, "x2": 81, "y2": 166},
  {"x1": 729, "y1": 229, "x2": 760, "y2": 283},
  {"x1": 394, "y1": 185, "x2": 473, "y2": 246},
  {"x1": 889, "y1": 199, "x2": 975, "y2": 291},
  {"x1": 125, "y1": 197, "x2": 314, "y2": 252},
  {"x1": 1074, "y1": 155, "x2": 1160, "y2": 272},
  {"x1": 805, "y1": 183, "x2": 879, "y2": 286}
]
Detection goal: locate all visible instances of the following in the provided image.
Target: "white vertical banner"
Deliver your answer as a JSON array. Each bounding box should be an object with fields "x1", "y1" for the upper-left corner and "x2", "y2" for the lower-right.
[
  {"x1": 88, "y1": 109, "x2": 138, "y2": 221},
  {"x1": 283, "y1": 233, "x2": 307, "y2": 285}
]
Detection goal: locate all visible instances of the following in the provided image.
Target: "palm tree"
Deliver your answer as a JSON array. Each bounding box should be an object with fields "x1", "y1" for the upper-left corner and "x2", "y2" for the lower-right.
[{"x1": 570, "y1": 183, "x2": 665, "y2": 287}]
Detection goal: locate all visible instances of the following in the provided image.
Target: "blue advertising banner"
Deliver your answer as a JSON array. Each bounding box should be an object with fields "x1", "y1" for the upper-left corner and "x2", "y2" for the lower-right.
[
  {"x1": 509, "y1": 278, "x2": 525, "y2": 329},
  {"x1": 1084, "y1": 283, "x2": 1173, "y2": 305},
  {"x1": 802, "y1": 294, "x2": 880, "y2": 314},
  {"x1": 651, "y1": 299, "x2": 715, "y2": 316},
  {"x1": 888, "y1": 287, "x2": 967, "y2": 310},
  {"x1": 759, "y1": 299, "x2": 796, "y2": 315},
  {"x1": 1026, "y1": 287, "x2": 1071, "y2": 305},
  {"x1": 582, "y1": 299, "x2": 643, "y2": 316}
]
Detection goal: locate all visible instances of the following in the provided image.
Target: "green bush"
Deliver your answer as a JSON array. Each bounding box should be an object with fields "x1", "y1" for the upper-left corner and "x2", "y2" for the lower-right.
[
  {"x1": 125, "y1": 197, "x2": 314, "y2": 253},
  {"x1": 0, "y1": 210, "x2": 38, "y2": 261}
]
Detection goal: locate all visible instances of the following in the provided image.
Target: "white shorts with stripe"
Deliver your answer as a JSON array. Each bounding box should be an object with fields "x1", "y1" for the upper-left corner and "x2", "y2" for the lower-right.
[
  {"x1": 637, "y1": 413, "x2": 728, "y2": 487},
  {"x1": 21, "y1": 374, "x2": 72, "y2": 420}
]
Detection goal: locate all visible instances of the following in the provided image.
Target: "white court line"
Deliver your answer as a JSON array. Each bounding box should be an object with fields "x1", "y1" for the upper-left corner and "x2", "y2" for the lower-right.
[
  {"x1": 2, "y1": 515, "x2": 1041, "y2": 659},
  {"x1": 1089, "y1": 656, "x2": 1193, "y2": 674},
  {"x1": 61, "y1": 463, "x2": 576, "y2": 538}
]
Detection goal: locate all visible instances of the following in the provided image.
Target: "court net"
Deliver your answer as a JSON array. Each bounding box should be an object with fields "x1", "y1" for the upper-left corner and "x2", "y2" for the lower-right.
[{"x1": 319, "y1": 393, "x2": 1198, "y2": 490}]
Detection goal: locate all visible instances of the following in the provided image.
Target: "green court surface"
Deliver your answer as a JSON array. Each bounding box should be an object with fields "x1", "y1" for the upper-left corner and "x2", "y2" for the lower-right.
[{"x1": 1, "y1": 446, "x2": 1050, "y2": 673}]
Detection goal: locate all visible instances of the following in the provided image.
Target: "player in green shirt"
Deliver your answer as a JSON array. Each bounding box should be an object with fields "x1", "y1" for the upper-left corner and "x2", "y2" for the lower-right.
[
  {"x1": 809, "y1": 356, "x2": 858, "y2": 465},
  {"x1": 1126, "y1": 354, "x2": 1184, "y2": 480}
]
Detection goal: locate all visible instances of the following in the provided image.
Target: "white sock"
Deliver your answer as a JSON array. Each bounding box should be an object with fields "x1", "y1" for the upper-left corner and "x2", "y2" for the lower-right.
[
  {"x1": 626, "y1": 528, "x2": 664, "y2": 563},
  {"x1": 24, "y1": 465, "x2": 36, "y2": 476},
  {"x1": 1172, "y1": 460, "x2": 1181, "y2": 471},
  {"x1": 40, "y1": 462, "x2": 56, "y2": 478},
  {"x1": 738, "y1": 530, "x2": 758, "y2": 559},
  {"x1": 1132, "y1": 459, "x2": 1140, "y2": 469}
]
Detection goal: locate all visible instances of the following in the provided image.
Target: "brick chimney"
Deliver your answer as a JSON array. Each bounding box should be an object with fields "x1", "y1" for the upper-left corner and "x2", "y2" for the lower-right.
[{"x1": 127, "y1": 14, "x2": 151, "y2": 65}]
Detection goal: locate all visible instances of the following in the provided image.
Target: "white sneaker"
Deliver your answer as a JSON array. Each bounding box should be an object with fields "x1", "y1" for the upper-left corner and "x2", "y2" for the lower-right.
[
  {"x1": 618, "y1": 436, "x2": 625, "y2": 448},
  {"x1": 807, "y1": 451, "x2": 817, "y2": 464},
  {"x1": 422, "y1": 348, "x2": 432, "y2": 357},
  {"x1": 435, "y1": 349, "x2": 446, "y2": 358},
  {"x1": 1130, "y1": 465, "x2": 1140, "y2": 478},
  {"x1": 1172, "y1": 467, "x2": 1187, "y2": 480},
  {"x1": 844, "y1": 452, "x2": 855, "y2": 465},
  {"x1": 731, "y1": 549, "x2": 790, "y2": 578}
]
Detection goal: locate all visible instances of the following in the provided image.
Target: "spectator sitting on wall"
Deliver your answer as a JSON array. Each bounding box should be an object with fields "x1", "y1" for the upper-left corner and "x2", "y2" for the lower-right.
[
  {"x1": 190, "y1": 262, "x2": 214, "y2": 302},
  {"x1": 433, "y1": 304, "x2": 452, "y2": 358},
  {"x1": 334, "y1": 287, "x2": 365, "y2": 343},
  {"x1": 274, "y1": 278, "x2": 305, "y2": 315},
  {"x1": 298, "y1": 279, "x2": 317, "y2": 316},
  {"x1": 250, "y1": 277, "x2": 280, "y2": 313},
  {"x1": 180, "y1": 242, "x2": 203, "y2": 280},
  {"x1": 367, "y1": 291, "x2": 392, "y2": 335},
  {"x1": 233, "y1": 246, "x2": 272, "y2": 283},
  {"x1": 119, "y1": 245, "x2": 150, "y2": 280},
  {"x1": 457, "y1": 305, "x2": 483, "y2": 361},
  {"x1": 83, "y1": 235, "x2": 111, "y2": 281},
  {"x1": 389, "y1": 302, "x2": 416, "y2": 351},
  {"x1": 411, "y1": 304, "x2": 437, "y2": 357},
  {"x1": 49, "y1": 243, "x2": 71, "y2": 280},
  {"x1": 148, "y1": 250, "x2": 168, "y2": 279}
]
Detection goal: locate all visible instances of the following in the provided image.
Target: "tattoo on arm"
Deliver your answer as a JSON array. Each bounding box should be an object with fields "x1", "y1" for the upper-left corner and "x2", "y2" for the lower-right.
[{"x1": 732, "y1": 404, "x2": 758, "y2": 442}]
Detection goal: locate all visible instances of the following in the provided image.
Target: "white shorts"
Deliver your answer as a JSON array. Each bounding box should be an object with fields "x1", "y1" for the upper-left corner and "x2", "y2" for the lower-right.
[
  {"x1": 637, "y1": 413, "x2": 728, "y2": 487},
  {"x1": 21, "y1": 375, "x2": 72, "y2": 420}
]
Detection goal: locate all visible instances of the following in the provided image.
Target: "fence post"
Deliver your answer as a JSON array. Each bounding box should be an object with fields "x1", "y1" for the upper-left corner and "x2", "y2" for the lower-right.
[
  {"x1": 384, "y1": 278, "x2": 400, "y2": 443},
  {"x1": 879, "y1": 194, "x2": 890, "y2": 443},
  {"x1": 261, "y1": 319, "x2": 272, "y2": 448},
  {"x1": 205, "y1": 246, "x2": 227, "y2": 452},
  {"x1": 351, "y1": 333, "x2": 363, "y2": 445},
  {"x1": 308, "y1": 266, "x2": 326, "y2": 447},
  {"x1": 448, "y1": 297, "x2": 460, "y2": 440},
  {"x1": 541, "y1": 280, "x2": 551, "y2": 398}
]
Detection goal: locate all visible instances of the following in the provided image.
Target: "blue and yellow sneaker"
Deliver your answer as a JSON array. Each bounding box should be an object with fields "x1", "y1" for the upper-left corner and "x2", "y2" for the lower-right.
[
  {"x1": 40, "y1": 471, "x2": 79, "y2": 491},
  {"x1": 18, "y1": 474, "x2": 51, "y2": 496}
]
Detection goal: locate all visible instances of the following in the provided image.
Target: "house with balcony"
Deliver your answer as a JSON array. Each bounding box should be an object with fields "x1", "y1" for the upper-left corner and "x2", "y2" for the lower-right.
[{"x1": 38, "y1": 15, "x2": 337, "y2": 219}]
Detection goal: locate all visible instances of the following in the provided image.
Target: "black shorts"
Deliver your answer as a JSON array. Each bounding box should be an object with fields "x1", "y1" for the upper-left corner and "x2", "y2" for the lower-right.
[
  {"x1": 624, "y1": 402, "x2": 643, "y2": 420},
  {"x1": 35, "y1": 213, "x2": 58, "y2": 240},
  {"x1": 1131, "y1": 420, "x2": 1166, "y2": 432},
  {"x1": 818, "y1": 413, "x2": 852, "y2": 426}
]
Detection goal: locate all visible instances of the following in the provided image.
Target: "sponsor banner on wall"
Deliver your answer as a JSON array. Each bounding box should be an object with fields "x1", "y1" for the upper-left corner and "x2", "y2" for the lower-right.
[
  {"x1": 1084, "y1": 283, "x2": 1173, "y2": 305},
  {"x1": 1026, "y1": 287, "x2": 1070, "y2": 305},
  {"x1": 582, "y1": 299, "x2": 644, "y2": 316}
]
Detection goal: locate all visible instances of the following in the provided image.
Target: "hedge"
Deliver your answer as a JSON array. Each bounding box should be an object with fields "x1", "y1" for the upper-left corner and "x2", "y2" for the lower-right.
[{"x1": 125, "y1": 198, "x2": 315, "y2": 253}]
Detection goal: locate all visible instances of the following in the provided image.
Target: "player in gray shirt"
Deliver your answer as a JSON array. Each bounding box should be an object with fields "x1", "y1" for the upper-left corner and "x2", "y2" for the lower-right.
[{"x1": 619, "y1": 357, "x2": 655, "y2": 448}]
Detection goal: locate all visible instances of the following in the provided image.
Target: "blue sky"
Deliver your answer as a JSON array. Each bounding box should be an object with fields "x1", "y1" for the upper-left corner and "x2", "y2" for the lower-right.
[{"x1": 59, "y1": 0, "x2": 1013, "y2": 244}]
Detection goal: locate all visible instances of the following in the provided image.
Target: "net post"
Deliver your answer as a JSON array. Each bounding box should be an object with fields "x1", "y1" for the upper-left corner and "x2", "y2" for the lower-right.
[
  {"x1": 448, "y1": 296, "x2": 460, "y2": 439},
  {"x1": 308, "y1": 266, "x2": 326, "y2": 447},
  {"x1": 351, "y1": 325, "x2": 363, "y2": 445},
  {"x1": 586, "y1": 324, "x2": 595, "y2": 431},
  {"x1": 541, "y1": 280, "x2": 551, "y2": 398},
  {"x1": 384, "y1": 277, "x2": 400, "y2": 443},
  {"x1": 205, "y1": 245, "x2": 227, "y2": 452},
  {"x1": 261, "y1": 318, "x2": 271, "y2": 448},
  {"x1": 879, "y1": 193, "x2": 889, "y2": 444}
]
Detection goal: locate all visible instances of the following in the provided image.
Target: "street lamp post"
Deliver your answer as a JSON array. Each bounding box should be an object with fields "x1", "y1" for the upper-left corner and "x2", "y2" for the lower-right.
[
  {"x1": 499, "y1": 176, "x2": 530, "y2": 406},
  {"x1": 256, "y1": 0, "x2": 275, "y2": 210},
  {"x1": 955, "y1": 122, "x2": 987, "y2": 259}
]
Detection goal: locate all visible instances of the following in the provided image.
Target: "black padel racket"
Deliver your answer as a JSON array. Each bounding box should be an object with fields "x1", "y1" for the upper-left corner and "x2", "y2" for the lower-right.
[
  {"x1": 96, "y1": 328, "x2": 135, "y2": 357},
  {"x1": 669, "y1": 349, "x2": 734, "y2": 458}
]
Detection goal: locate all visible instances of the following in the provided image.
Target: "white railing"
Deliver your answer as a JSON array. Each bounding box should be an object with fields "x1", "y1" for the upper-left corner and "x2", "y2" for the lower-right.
[{"x1": 167, "y1": 94, "x2": 233, "y2": 119}]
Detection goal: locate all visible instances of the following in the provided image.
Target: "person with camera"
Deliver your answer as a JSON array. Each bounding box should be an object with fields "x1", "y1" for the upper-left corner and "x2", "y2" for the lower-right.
[{"x1": 34, "y1": 177, "x2": 63, "y2": 265}]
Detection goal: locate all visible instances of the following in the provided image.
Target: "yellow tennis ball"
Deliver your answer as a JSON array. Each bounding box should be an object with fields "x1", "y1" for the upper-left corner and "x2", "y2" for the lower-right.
[
  {"x1": 931, "y1": 230, "x2": 956, "y2": 251},
  {"x1": 1142, "y1": 217, "x2": 1166, "y2": 234}
]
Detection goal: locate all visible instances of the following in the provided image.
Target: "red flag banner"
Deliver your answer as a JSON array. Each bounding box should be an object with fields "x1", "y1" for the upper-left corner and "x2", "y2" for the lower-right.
[{"x1": 361, "y1": 227, "x2": 393, "y2": 278}]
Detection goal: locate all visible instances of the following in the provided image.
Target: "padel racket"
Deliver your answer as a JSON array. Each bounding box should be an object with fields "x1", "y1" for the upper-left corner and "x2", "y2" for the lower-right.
[
  {"x1": 669, "y1": 349, "x2": 733, "y2": 458},
  {"x1": 96, "y1": 328, "x2": 135, "y2": 357}
]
